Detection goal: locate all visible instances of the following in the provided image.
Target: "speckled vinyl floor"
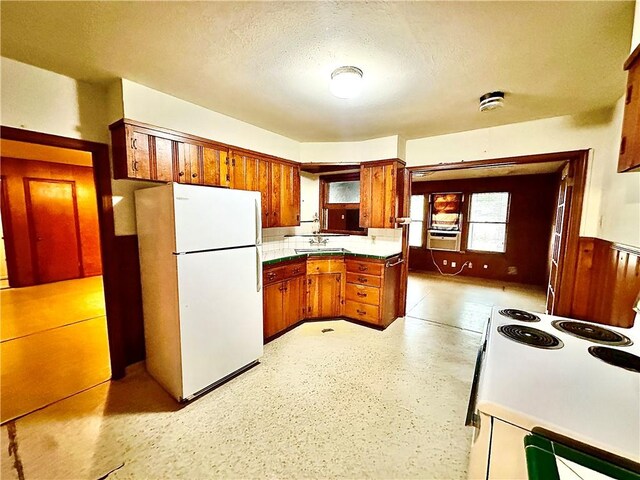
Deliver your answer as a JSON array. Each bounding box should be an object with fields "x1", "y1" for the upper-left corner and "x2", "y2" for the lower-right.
[{"x1": 0, "y1": 272, "x2": 548, "y2": 480}]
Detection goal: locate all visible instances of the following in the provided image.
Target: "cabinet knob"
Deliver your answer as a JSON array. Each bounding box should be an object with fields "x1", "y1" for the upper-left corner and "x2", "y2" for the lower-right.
[
  {"x1": 132, "y1": 160, "x2": 138, "y2": 172},
  {"x1": 192, "y1": 173, "x2": 198, "y2": 178},
  {"x1": 620, "y1": 137, "x2": 627, "y2": 156},
  {"x1": 179, "y1": 171, "x2": 185, "y2": 177}
]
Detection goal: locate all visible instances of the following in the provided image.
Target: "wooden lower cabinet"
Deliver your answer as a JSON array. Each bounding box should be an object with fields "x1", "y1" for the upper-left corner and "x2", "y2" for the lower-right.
[
  {"x1": 344, "y1": 256, "x2": 402, "y2": 328},
  {"x1": 306, "y1": 272, "x2": 342, "y2": 318},
  {"x1": 263, "y1": 261, "x2": 306, "y2": 339},
  {"x1": 262, "y1": 255, "x2": 402, "y2": 340}
]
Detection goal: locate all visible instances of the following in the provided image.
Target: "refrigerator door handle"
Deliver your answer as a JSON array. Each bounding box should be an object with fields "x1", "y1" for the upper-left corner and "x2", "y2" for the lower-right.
[
  {"x1": 255, "y1": 198, "x2": 262, "y2": 245},
  {"x1": 256, "y1": 246, "x2": 262, "y2": 292}
]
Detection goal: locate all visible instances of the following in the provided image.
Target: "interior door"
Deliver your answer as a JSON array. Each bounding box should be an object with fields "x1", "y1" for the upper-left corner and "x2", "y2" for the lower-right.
[
  {"x1": 177, "y1": 246, "x2": 263, "y2": 399},
  {"x1": 26, "y1": 179, "x2": 82, "y2": 284},
  {"x1": 546, "y1": 164, "x2": 572, "y2": 314}
]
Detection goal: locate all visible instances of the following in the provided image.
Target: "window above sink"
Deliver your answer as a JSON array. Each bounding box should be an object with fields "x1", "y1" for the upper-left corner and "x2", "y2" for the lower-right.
[{"x1": 320, "y1": 172, "x2": 367, "y2": 236}]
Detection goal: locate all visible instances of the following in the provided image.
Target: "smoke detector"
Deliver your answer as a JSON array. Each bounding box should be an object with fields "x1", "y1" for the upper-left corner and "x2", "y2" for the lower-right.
[{"x1": 479, "y1": 91, "x2": 505, "y2": 112}]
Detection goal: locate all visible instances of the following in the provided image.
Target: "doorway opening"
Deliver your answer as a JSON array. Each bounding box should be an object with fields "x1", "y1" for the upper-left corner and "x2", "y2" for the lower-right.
[
  {"x1": 0, "y1": 132, "x2": 117, "y2": 424},
  {"x1": 404, "y1": 150, "x2": 589, "y2": 328}
]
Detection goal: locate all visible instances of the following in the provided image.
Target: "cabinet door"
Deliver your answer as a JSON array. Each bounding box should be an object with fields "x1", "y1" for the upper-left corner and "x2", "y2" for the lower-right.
[
  {"x1": 246, "y1": 156, "x2": 270, "y2": 225},
  {"x1": 153, "y1": 137, "x2": 174, "y2": 182},
  {"x1": 359, "y1": 163, "x2": 397, "y2": 228},
  {"x1": 177, "y1": 143, "x2": 203, "y2": 184},
  {"x1": 283, "y1": 276, "x2": 305, "y2": 328},
  {"x1": 619, "y1": 62, "x2": 640, "y2": 172},
  {"x1": 269, "y1": 161, "x2": 282, "y2": 227},
  {"x1": 228, "y1": 150, "x2": 247, "y2": 190},
  {"x1": 263, "y1": 282, "x2": 285, "y2": 339},
  {"x1": 202, "y1": 146, "x2": 229, "y2": 187},
  {"x1": 127, "y1": 127, "x2": 152, "y2": 180},
  {"x1": 306, "y1": 273, "x2": 342, "y2": 318},
  {"x1": 279, "y1": 163, "x2": 300, "y2": 227},
  {"x1": 359, "y1": 165, "x2": 371, "y2": 228}
]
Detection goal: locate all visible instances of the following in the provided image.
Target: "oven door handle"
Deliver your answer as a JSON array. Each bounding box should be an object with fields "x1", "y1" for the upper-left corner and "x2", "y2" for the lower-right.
[{"x1": 465, "y1": 343, "x2": 484, "y2": 428}]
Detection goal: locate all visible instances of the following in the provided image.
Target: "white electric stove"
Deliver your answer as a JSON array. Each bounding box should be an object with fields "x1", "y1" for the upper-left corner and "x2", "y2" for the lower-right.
[{"x1": 467, "y1": 307, "x2": 640, "y2": 480}]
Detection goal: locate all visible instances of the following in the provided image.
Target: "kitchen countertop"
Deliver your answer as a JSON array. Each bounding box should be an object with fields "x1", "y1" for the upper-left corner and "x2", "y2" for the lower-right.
[{"x1": 262, "y1": 248, "x2": 402, "y2": 266}]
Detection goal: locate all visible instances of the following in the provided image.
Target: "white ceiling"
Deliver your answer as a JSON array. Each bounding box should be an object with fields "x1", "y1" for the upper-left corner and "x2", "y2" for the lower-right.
[
  {"x1": 412, "y1": 160, "x2": 566, "y2": 181},
  {"x1": 0, "y1": 1, "x2": 634, "y2": 142}
]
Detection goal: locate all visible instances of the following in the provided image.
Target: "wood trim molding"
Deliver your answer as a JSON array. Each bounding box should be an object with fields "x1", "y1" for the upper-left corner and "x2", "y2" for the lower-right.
[
  {"x1": 0, "y1": 126, "x2": 126, "y2": 378},
  {"x1": 409, "y1": 150, "x2": 585, "y2": 174},
  {"x1": 624, "y1": 43, "x2": 640, "y2": 71}
]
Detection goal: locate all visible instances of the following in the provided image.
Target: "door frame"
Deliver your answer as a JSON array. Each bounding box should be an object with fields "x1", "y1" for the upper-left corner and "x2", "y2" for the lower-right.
[
  {"x1": 23, "y1": 178, "x2": 84, "y2": 283},
  {"x1": 407, "y1": 150, "x2": 589, "y2": 317},
  {"x1": 0, "y1": 126, "x2": 127, "y2": 379}
]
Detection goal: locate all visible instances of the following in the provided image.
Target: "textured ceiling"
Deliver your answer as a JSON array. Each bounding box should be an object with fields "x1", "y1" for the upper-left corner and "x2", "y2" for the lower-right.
[{"x1": 0, "y1": 1, "x2": 634, "y2": 142}]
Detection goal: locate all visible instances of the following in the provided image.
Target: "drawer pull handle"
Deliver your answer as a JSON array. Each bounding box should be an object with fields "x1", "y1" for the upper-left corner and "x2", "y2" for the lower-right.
[
  {"x1": 357, "y1": 277, "x2": 367, "y2": 283},
  {"x1": 356, "y1": 309, "x2": 366, "y2": 315},
  {"x1": 356, "y1": 292, "x2": 367, "y2": 297},
  {"x1": 267, "y1": 272, "x2": 276, "y2": 279},
  {"x1": 292, "y1": 268, "x2": 300, "y2": 273},
  {"x1": 358, "y1": 265, "x2": 368, "y2": 272}
]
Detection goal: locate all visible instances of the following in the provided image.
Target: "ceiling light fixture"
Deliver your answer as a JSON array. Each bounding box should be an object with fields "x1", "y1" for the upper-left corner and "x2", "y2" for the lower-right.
[
  {"x1": 479, "y1": 91, "x2": 505, "y2": 112},
  {"x1": 330, "y1": 66, "x2": 363, "y2": 99}
]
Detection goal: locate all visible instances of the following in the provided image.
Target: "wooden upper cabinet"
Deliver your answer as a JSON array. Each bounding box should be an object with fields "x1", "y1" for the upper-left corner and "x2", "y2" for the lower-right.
[
  {"x1": 127, "y1": 127, "x2": 152, "y2": 180},
  {"x1": 153, "y1": 137, "x2": 174, "y2": 182},
  {"x1": 202, "y1": 145, "x2": 229, "y2": 187},
  {"x1": 177, "y1": 142, "x2": 203, "y2": 184},
  {"x1": 619, "y1": 48, "x2": 640, "y2": 172},
  {"x1": 229, "y1": 150, "x2": 271, "y2": 224},
  {"x1": 270, "y1": 161, "x2": 300, "y2": 227},
  {"x1": 359, "y1": 160, "x2": 404, "y2": 228}
]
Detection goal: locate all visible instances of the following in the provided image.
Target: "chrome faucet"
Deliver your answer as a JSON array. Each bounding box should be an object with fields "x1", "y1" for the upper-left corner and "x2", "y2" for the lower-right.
[{"x1": 309, "y1": 235, "x2": 329, "y2": 247}]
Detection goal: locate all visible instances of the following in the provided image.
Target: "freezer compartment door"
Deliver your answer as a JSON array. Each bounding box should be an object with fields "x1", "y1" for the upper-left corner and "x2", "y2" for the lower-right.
[
  {"x1": 177, "y1": 246, "x2": 263, "y2": 399},
  {"x1": 172, "y1": 183, "x2": 261, "y2": 253}
]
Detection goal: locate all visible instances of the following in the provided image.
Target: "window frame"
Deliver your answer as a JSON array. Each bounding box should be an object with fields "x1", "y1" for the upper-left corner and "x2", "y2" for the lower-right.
[
  {"x1": 466, "y1": 191, "x2": 511, "y2": 254},
  {"x1": 319, "y1": 172, "x2": 367, "y2": 236}
]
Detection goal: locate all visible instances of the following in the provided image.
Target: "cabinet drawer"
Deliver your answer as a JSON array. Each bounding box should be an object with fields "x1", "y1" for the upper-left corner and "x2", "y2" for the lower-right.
[
  {"x1": 345, "y1": 260, "x2": 383, "y2": 276},
  {"x1": 346, "y1": 272, "x2": 382, "y2": 288},
  {"x1": 263, "y1": 261, "x2": 305, "y2": 285},
  {"x1": 346, "y1": 283, "x2": 380, "y2": 306},
  {"x1": 285, "y1": 263, "x2": 306, "y2": 278},
  {"x1": 307, "y1": 258, "x2": 344, "y2": 274},
  {"x1": 345, "y1": 300, "x2": 380, "y2": 325}
]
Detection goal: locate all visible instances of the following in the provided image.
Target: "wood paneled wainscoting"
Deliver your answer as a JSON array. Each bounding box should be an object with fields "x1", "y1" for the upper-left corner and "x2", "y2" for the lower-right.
[{"x1": 571, "y1": 237, "x2": 640, "y2": 328}]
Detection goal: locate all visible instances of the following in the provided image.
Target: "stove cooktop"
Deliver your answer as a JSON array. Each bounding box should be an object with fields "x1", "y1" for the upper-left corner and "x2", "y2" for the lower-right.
[
  {"x1": 552, "y1": 320, "x2": 633, "y2": 347},
  {"x1": 497, "y1": 324, "x2": 564, "y2": 350},
  {"x1": 588, "y1": 346, "x2": 640, "y2": 373},
  {"x1": 498, "y1": 308, "x2": 541, "y2": 322}
]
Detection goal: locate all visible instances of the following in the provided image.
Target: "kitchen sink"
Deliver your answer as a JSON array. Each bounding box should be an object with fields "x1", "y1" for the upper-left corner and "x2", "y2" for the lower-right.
[{"x1": 294, "y1": 248, "x2": 349, "y2": 254}]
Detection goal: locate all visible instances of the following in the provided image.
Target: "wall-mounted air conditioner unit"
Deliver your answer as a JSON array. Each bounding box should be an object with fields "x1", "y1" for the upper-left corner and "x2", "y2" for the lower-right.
[{"x1": 427, "y1": 230, "x2": 461, "y2": 252}]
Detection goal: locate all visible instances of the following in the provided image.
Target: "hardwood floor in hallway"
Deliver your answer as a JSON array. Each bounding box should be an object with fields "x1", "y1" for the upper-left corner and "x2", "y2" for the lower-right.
[
  {"x1": 406, "y1": 271, "x2": 547, "y2": 333},
  {"x1": 1, "y1": 276, "x2": 111, "y2": 423}
]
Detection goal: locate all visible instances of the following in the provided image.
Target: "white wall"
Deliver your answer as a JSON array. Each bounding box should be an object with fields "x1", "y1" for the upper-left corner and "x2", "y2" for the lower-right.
[
  {"x1": 300, "y1": 135, "x2": 403, "y2": 163},
  {"x1": 121, "y1": 79, "x2": 300, "y2": 162},
  {"x1": 406, "y1": 100, "x2": 640, "y2": 247},
  {"x1": 1, "y1": 57, "x2": 109, "y2": 144}
]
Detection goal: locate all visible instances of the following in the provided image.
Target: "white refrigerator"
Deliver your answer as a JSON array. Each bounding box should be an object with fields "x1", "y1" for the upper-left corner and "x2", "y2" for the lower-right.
[{"x1": 135, "y1": 183, "x2": 263, "y2": 401}]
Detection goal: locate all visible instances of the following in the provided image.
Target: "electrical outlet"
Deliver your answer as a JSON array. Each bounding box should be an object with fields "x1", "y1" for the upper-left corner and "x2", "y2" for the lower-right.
[
  {"x1": 468, "y1": 262, "x2": 473, "y2": 268},
  {"x1": 451, "y1": 261, "x2": 457, "y2": 268},
  {"x1": 483, "y1": 264, "x2": 488, "y2": 269},
  {"x1": 443, "y1": 260, "x2": 448, "y2": 266}
]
